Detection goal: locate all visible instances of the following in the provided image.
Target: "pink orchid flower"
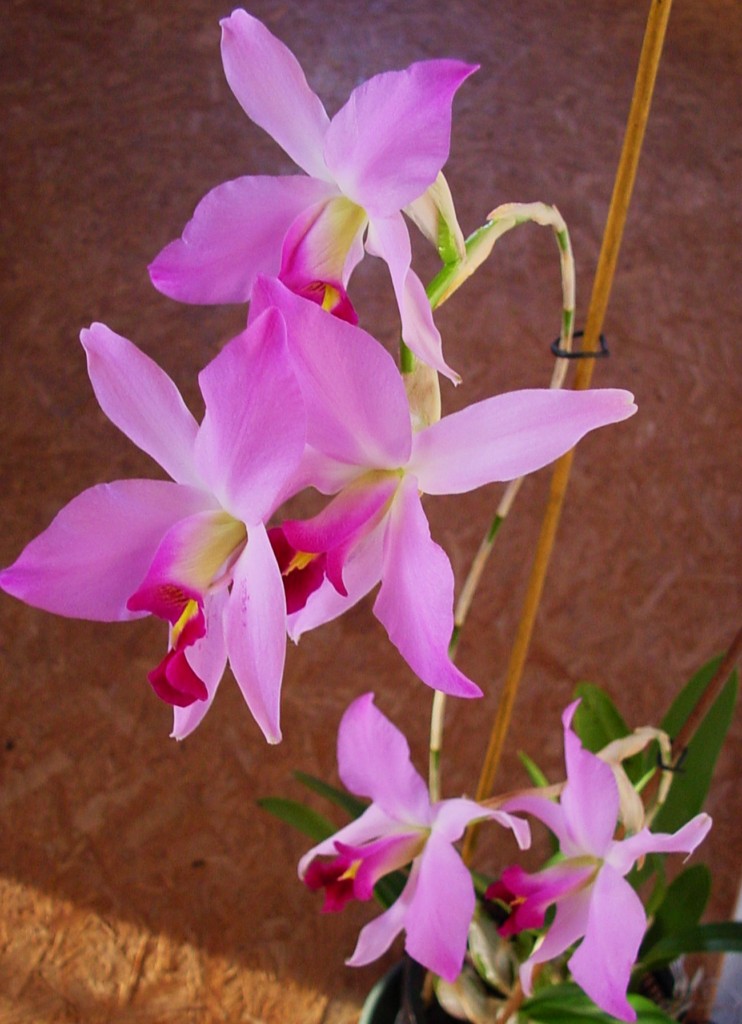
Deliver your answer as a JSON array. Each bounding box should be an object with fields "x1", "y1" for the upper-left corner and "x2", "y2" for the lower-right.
[
  {"x1": 487, "y1": 701, "x2": 712, "y2": 1022},
  {"x1": 0, "y1": 310, "x2": 306, "y2": 743},
  {"x1": 148, "y1": 8, "x2": 475, "y2": 380},
  {"x1": 251, "y1": 277, "x2": 638, "y2": 699},
  {"x1": 300, "y1": 693, "x2": 530, "y2": 982}
]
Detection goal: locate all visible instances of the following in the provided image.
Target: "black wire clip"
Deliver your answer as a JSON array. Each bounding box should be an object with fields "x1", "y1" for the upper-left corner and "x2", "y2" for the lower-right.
[
  {"x1": 551, "y1": 329, "x2": 610, "y2": 359},
  {"x1": 658, "y1": 746, "x2": 688, "y2": 774}
]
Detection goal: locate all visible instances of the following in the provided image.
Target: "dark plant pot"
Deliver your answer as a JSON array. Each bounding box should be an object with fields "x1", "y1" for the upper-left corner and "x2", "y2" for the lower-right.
[
  {"x1": 359, "y1": 958, "x2": 460, "y2": 1024},
  {"x1": 360, "y1": 961, "x2": 705, "y2": 1023}
]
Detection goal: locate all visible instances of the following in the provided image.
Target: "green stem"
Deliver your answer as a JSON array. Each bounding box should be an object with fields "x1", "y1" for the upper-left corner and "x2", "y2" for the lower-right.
[
  {"x1": 399, "y1": 338, "x2": 416, "y2": 374},
  {"x1": 426, "y1": 207, "x2": 576, "y2": 801}
]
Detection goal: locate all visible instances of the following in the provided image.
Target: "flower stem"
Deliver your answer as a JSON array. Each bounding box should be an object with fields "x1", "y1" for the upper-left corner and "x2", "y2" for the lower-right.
[
  {"x1": 462, "y1": 0, "x2": 675, "y2": 862},
  {"x1": 426, "y1": 209, "x2": 575, "y2": 802}
]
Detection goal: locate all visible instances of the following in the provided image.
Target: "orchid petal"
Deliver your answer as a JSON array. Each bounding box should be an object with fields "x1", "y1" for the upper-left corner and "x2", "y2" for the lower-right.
[
  {"x1": 291, "y1": 445, "x2": 366, "y2": 496},
  {"x1": 171, "y1": 590, "x2": 229, "y2": 739},
  {"x1": 0, "y1": 481, "x2": 214, "y2": 621},
  {"x1": 250, "y1": 276, "x2": 413, "y2": 468},
  {"x1": 405, "y1": 833, "x2": 475, "y2": 982},
  {"x1": 410, "y1": 389, "x2": 638, "y2": 494},
  {"x1": 81, "y1": 324, "x2": 200, "y2": 486},
  {"x1": 373, "y1": 476, "x2": 481, "y2": 698},
  {"x1": 607, "y1": 813, "x2": 712, "y2": 876},
  {"x1": 433, "y1": 799, "x2": 531, "y2": 851},
  {"x1": 303, "y1": 851, "x2": 358, "y2": 912},
  {"x1": 569, "y1": 865, "x2": 644, "y2": 1022},
  {"x1": 337, "y1": 693, "x2": 431, "y2": 822},
  {"x1": 282, "y1": 476, "x2": 396, "y2": 556},
  {"x1": 500, "y1": 792, "x2": 570, "y2": 849},
  {"x1": 223, "y1": 523, "x2": 286, "y2": 743},
  {"x1": 520, "y1": 884, "x2": 592, "y2": 993},
  {"x1": 366, "y1": 214, "x2": 457, "y2": 382},
  {"x1": 488, "y1": 878, "x2": 547, "y2": 937},
  {"x1": 324, "y1": 61, "x2": 476, "y2": 215},
  {"x1": 347, "y1": 875, "x2": 411, "y2": 967},
  {"x1": 298, "y1": 803, "x2": 398, "y2": 878},
  {"x1": 220, "y1": 10, "x2": 331, "y2": 180},
  {"x1": 195, "y1": 308, "x2": 305, "y2": 523},
  {"x1": 149, "y1": 175, "x2": 334, "y2": 303},
  {"x1": 561, "y1": 722, "x2": 619, "y2": 859}
]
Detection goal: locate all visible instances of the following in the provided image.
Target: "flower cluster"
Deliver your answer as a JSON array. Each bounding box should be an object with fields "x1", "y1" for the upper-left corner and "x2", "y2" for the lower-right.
[
  {"x1": 301, "y1": 695, "x2": 711, "y2": 1020},
  {"x1": 300, "y1": 693, "x2": 530, "y2": 983},
  {"x1": 488, "y1": 702, "x2": 711, "y2": 1020},
  {"x1": 0, "y1": 10, "x2": 634, "y2": 745},
  {"x1": 1, "y1": 10, "x2": 721, "y2": 1024}
]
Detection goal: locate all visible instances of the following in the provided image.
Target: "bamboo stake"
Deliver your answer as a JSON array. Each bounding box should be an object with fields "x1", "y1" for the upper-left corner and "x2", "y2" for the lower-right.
[{"x1": 464, "y1": 0, "x2": 674, "y2": 861}]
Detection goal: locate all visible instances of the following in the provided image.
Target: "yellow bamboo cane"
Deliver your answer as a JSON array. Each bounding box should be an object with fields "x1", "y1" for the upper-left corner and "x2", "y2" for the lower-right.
[{"x1": 464, "y1": 0, "x2": 675, "y2": 863}]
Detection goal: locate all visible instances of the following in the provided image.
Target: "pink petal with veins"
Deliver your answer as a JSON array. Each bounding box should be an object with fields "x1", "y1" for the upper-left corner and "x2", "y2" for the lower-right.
[
  {"x1": 195, "y1": 307, "x2": 306, "y2": 523},
  {"x1": 223, "y1": 524, "x2": 287, "y2": 744},
  {"x1": 569, "y1": 865, "x2": 645, "y2": 1022},
  {"x1": 373, "y1": 476, "x2": 481, "y2": 698},
  {"x1": 250, "y1": 276, "x2": 413, "y2": 469},
  {"x1": 0, "y1": 480, "x2": 214, "y2": 622},
  {"x1": 81, "y1": 323, "x2": 200, "y2": 487},
  {"x1": 220, "y1": 9, "x2": 331, "y2": 180},
  {"x1": 149, "y1": 175, "x2": 334, "y2": 303},
  {"x1": 324, "y1": 60, "x2": 476, "y2": 215},
  {"x1": 405, "y1": 833, "x2": 475, "y2": 982},
  {"x1": 337, "y1": 693, "x2": 431, "y2": 822},
  {"x1": 410, "y1": 389, "x2": 638, "y2": 495}
]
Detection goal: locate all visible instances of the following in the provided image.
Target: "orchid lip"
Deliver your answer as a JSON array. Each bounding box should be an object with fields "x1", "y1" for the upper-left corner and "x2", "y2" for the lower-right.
[{"x1": 171, "y1": 597, "x2": 202, "y2": 648}]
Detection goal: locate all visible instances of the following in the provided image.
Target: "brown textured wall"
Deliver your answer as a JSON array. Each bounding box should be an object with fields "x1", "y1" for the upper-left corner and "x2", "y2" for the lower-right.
[{"x1": 1, "y1": 1, "x2": 740, "y2": 1020}]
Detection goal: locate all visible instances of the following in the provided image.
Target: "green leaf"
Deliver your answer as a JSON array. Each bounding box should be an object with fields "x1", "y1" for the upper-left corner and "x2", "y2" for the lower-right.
[
  {"x1": 521, "y1": 982, "x2": 678, "y2": 1022},
  {"x1": 293, "y1": 770, "x2": 368, "y2": 819},
  {"x1": 638, "y1": 922, "x2": 742, "y2": 972},
  {"x1": 641, "y1": 861, "x2": 668, "y2": 919},
  {"x1": 257, "y1": 797, "x2": 335, "y2": 843},
  {"x1": 652, "y1": 656, "x2": 738, "y2": 833},
  {"x1": 518, "y1": 750, "x2": 550, "y2": 788},
  {"x1": 572, "y1": 683, "x2": 630, "y2": 753},
  {"x1": 640, "y1": 864, "x2": 711, "y2": 958}
]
